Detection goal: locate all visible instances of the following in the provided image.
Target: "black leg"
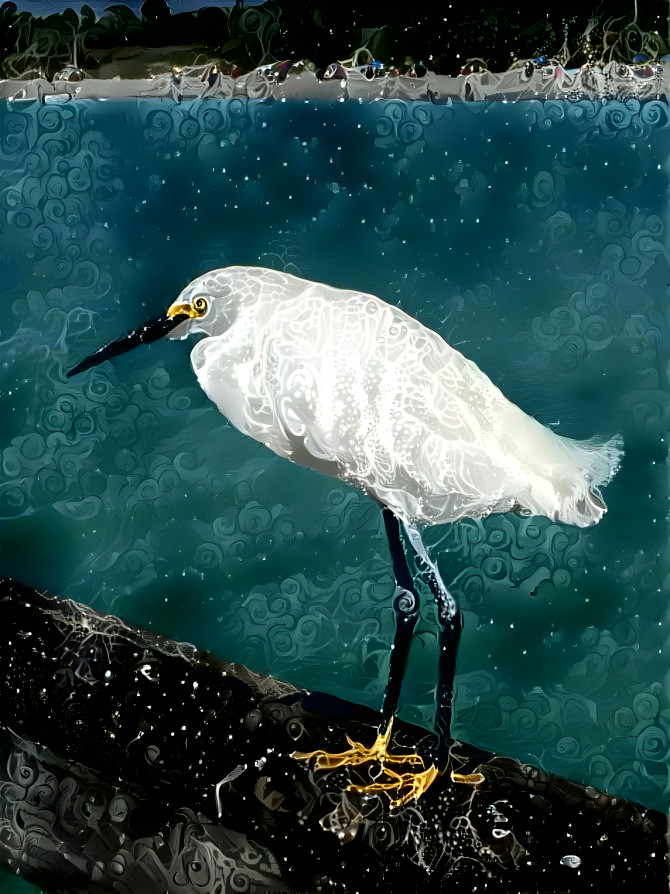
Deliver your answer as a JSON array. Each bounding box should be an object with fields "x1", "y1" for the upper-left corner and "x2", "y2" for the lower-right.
[
  {"x1": 293, "y1": 511, "x2": 455, "y2": 808},
  {"x1": 402, "y1": 522, "x2": 462, "y2": 761},
  {"x1": 380, "y1": 508, "x2": 421, "y2": 730}
]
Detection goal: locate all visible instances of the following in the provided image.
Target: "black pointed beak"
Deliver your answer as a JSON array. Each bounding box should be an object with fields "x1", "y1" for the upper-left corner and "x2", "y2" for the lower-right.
[{"x1": 66, "y1": 312, "x2": 190, "y2": 378}]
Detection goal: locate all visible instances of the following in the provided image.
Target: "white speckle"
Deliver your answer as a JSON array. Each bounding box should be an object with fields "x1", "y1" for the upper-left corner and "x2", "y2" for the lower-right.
[{"x1": 560, "y1": 855, "x2": 581, "y2": 869}]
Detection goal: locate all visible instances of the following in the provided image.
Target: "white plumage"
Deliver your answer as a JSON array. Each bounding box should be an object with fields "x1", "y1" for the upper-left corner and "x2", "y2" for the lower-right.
[{"x1": 168, "y1": 266, "x2": 622, "y2": 527}]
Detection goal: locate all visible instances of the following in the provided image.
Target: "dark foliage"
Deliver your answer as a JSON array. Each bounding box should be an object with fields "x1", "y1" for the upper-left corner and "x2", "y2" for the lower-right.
[{"x1": 0, "y1": 0, "x2": 668, "y2": 80}]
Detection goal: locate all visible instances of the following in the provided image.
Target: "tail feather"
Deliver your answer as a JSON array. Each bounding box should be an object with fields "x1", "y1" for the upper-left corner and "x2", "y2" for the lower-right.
[{"x1": 517, "y1": 433, "x2": 623, "y2": 527}]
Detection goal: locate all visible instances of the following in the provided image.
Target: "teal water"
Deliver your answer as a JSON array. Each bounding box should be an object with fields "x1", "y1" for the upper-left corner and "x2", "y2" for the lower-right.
[
  {"x1": 0, "y1": 94, "x2": 668, "y2": 811},
  {"x1": 0, "y1": 869, "x2": 43, "y2": 893}
]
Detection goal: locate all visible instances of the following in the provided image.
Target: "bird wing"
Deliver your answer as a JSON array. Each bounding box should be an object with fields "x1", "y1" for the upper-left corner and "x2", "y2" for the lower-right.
[{"x1": 189, "y1": 274, "x2": 619, "y2": 527}]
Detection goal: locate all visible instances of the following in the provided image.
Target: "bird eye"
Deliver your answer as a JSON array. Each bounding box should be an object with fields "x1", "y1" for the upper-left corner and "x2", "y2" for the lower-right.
[{"x1": 193, "y1": 297, "x2": 208, "y2": 316}]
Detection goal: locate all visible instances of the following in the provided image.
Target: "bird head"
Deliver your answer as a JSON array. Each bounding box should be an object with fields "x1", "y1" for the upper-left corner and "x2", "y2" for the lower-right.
[
  {"x1": 66, "y1": 267, "x2": 252, "y2": 379},
  {"x1": 164, "y1": 268, "x2": 241, "y2": 340}
]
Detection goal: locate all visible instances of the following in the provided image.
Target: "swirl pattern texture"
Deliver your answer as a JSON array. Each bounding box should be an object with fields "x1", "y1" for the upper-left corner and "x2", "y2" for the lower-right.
[{"x1": 0, "y1": 94, "x2": 668, "y2": 813}]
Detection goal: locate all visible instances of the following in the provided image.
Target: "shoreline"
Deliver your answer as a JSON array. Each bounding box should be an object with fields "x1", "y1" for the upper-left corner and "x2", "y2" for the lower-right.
[{"x1": 2, "y1": 62, "x2": 669, "y2": 104}]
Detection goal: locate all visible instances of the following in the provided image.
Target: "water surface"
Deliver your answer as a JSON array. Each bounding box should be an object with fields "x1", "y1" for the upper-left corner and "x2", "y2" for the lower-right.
[{"x1": 0, "y1": 94, "x2": 668, "y2": 811}]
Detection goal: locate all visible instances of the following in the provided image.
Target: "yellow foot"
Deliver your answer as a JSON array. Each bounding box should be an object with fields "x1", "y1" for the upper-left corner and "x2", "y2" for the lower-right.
[
  {"x1": 450, "y1": 770, "x2": 486, "y2": 785},
  {"x1": 293, "y1": 719, "x2": 439, "y2": 810}
]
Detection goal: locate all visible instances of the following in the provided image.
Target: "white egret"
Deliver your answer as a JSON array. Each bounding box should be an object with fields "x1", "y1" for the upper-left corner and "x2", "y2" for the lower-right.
[{"x1": 68, "y1": 266, "x2": 622, "y2": 806}]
